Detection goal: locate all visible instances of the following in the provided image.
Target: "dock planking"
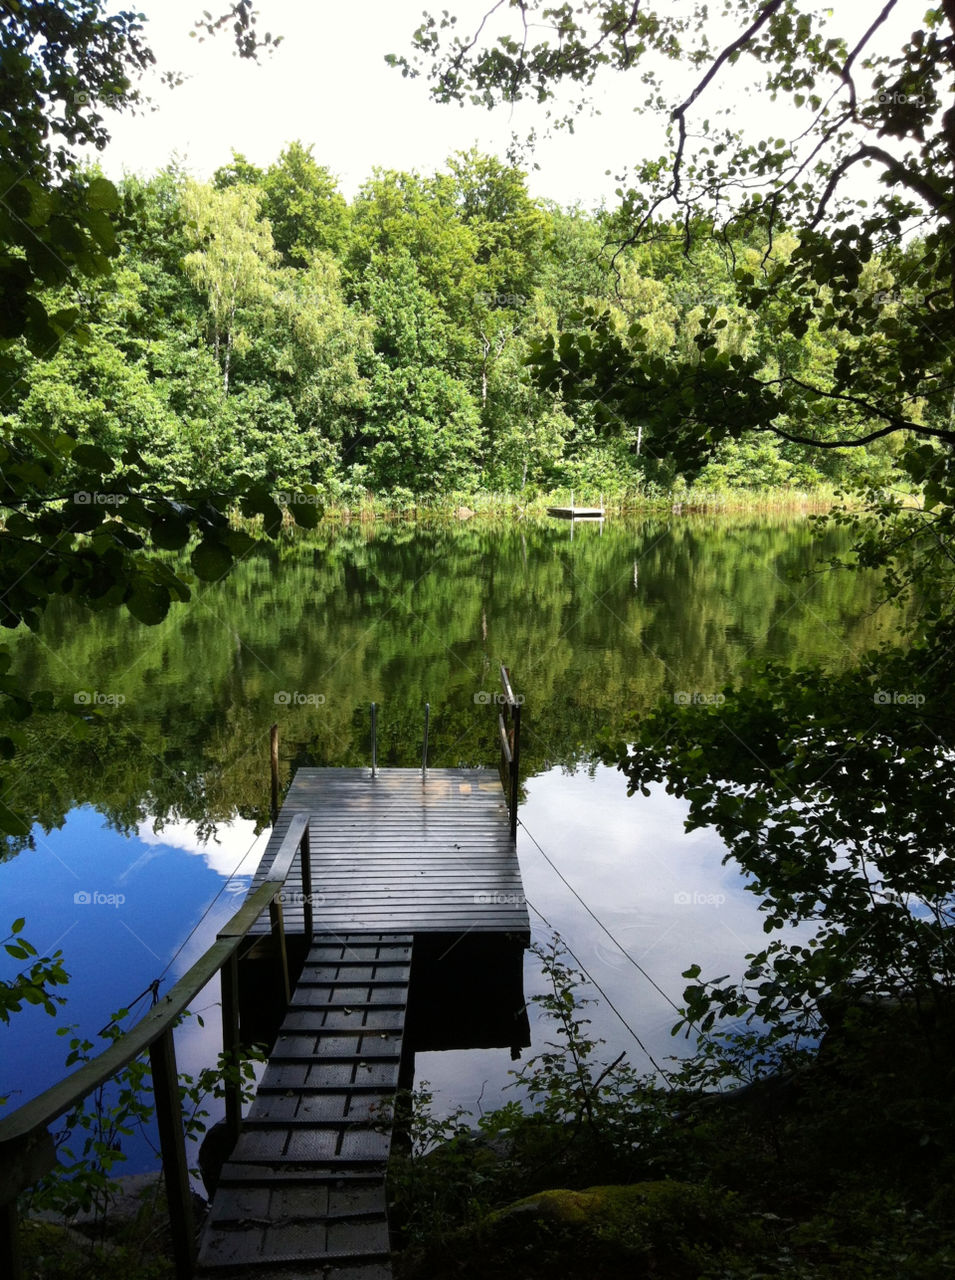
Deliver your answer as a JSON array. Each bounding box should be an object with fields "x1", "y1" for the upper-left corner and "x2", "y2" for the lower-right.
[
  {"x1": 248, "y1": 767, "x2": 530, "y2": 940},
  {"x1": 197, "y1": 934, "x2": 411, "y2": 1277}
]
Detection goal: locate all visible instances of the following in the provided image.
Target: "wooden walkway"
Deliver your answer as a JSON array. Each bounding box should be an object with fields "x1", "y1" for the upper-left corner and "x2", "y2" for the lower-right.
[
  {"x1": 198, "y1": 767, "x2": 529, "y2": 1276},
  {"x1": 198, "y1": 934, "x2": 410, "y2": 1277}
]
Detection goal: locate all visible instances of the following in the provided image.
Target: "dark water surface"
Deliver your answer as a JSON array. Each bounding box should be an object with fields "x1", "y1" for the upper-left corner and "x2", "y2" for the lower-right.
[{"x1": 0, "y1": 514, "x2": 899, "y2": 1171}]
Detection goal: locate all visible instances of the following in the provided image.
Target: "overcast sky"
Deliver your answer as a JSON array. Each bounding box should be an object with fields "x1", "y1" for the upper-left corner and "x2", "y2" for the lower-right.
[{"x1": 95, "y1": 1, "x2": 920, "y2": 210}]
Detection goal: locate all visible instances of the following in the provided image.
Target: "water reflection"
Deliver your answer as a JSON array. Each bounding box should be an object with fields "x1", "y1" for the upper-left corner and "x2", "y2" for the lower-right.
[{"x1": 0, "y1": 516, "x2": 896, "y2": 1147}]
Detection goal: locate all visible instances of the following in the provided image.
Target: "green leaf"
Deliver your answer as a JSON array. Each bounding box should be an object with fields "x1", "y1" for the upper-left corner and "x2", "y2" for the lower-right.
[
  {"x1": 191, "y1": 539, "x2": 233, "y2": 582},
  {"x1": 86, "y1": 177, "x2": 120, "y2": 213},
  {"x1": 126, "y1": 578, "x2": 170, "y2": 626},
  {"x1": 150, "y1": 517, "x2": 191, "y2": 551},
  {"x1": 72, "y1": 443, "x2": 115, "y2": 473}
]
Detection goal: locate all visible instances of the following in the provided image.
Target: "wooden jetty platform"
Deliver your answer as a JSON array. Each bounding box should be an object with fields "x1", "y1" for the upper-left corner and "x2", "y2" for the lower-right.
[
  {"x1": 247, "y1": 767, "x2": 529, "y2": 938},
  {"x1": 546, "y1": 505, "x2": 604, "y2": 519},
  {"x1": 547, "y1": 489, "x2": 604, "y2": 520},
  {"x1": 197, "y1": 760, "x2": 529, "y2": 1277}
]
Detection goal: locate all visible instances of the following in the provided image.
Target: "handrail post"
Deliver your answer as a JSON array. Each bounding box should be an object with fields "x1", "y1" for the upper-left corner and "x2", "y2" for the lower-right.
[
  {"x1": 301, "y1": 821, "x2": 314, "y2": 942},
  {"x1": 269, "y1": 897, "x2": 292, "y2": 1007},
  {"x1": 509, "y1": 701, "x2": 521, "y2": 842},
  {"x1": 422, "y1": 702, "x2": 430, "y2": 778},
  {"x1": 1, "y1": 1199, "x2": 22, "y2": 1280},
  {"x1": 270, "y1": 723, "x2": 280, "y2": 826},
  {"x1": 370, "y1": 702, "x2": 377, "y2": 777},
  {"x1": 149, "y1": 1027, "x2": 195, "y2": 1280},
  {"x1": 221, "y1": 951, "x2": 241, "y2": 1148}
]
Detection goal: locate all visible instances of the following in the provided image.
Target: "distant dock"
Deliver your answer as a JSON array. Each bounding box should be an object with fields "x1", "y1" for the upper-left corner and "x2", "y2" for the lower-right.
[
  {"x1": 546, "y1": 505, "x2": 604, "y2": 519},
  {"x1": 547, "y1": 491, "x2": 605, "y2": 520}
]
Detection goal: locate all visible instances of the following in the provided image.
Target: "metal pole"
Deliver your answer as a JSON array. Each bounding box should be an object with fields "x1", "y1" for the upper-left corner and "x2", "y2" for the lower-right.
[
  {"x1": 269, "y1": 723, "x2": 279, "y2": 825},
  {"x1": 422, "y1": 702, "x2": 430, "y2": 777},
  {"x1": 149, "y1": 1028, "x2": 195, "y2": 1280},
  {"x1": 371, "y1": 702, "x2": 377, "y2": 777}
]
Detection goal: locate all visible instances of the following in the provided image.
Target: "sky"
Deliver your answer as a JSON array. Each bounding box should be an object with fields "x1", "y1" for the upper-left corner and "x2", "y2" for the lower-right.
[
  {"x1": 92, "y1": 0, "x2": 717, "y2": 207},
  {"x1": 92, "y1": 0, "x2": 923, "y2": 214}
]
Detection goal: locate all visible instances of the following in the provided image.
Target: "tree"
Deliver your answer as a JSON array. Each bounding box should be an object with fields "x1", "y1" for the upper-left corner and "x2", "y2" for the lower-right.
[
  {"x1": 182, "y1": 180, "x2": 280, "y2": 396},
  {"x1": 396, "y1": 0, "x2": 955, "y2": 1087},
  {"x1": 396, "y1": 3, "x2": 955, "y2": 469},
  {"x1": 0, "y1": 4, "x2": 311, "y2": 834}
]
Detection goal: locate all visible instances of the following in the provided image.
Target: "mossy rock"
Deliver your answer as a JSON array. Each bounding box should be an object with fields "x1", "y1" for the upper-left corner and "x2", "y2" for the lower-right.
[{"x1": 398, "y1": 1179, "x2": 767, "y2": 1279}]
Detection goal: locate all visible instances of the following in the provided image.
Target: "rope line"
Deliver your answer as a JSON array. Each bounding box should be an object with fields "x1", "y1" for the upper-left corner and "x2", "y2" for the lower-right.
[
  {"x1": 518, "y1": 816, "x2": 686, "y2": 1018},
  {"x1": 523, "y1": 893, "x2": 673, "y2": 1087},
  {"x1": 157, "y1": 826, "x2": 265, "y2": 984}
]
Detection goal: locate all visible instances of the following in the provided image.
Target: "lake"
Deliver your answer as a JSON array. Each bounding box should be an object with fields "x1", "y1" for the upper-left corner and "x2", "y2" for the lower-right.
[{"x1": 0, "y1": 512, "x2": 899, "y2": 1173}]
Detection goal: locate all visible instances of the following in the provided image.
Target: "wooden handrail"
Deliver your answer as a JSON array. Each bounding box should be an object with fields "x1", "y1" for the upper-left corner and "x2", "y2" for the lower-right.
[
  {"x1": 498, "y1": 666, "x2": 522, "y2": 841},
  {"x1": 0, "y1": 809, "x2": 312, "y2": 1280}
]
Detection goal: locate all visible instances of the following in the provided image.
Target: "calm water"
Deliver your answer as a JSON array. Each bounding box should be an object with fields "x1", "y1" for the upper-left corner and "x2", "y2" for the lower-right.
[{"x1": 0, "y1": 514, "x2": 899, "y2": 1171}]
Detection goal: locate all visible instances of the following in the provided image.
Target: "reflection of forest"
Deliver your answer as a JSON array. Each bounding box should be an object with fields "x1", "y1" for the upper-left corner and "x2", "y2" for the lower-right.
[{"x1": 3, "y1": 516, "x2": 900, "y2": 853}]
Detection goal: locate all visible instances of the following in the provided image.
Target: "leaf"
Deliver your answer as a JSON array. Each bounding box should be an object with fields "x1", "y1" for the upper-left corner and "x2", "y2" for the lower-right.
[
  {"x1": 191, "y1": 538, "x2": 233, "y2": 581},
  {"x1": 125, "y1": 578, "x2": 170, "y2": 626},
  {"x1": 150, "y1": 517, "x2": 191, "y2": 551},
  {"x1": 86, "y1": 177, "x2": 120, "y2": 213},
  {"x1": 72, "y1": 443, "x2": 115, "y2": 473},
  {"x1": 11, "y1": 918, "x2": 25, "y2": 934}
]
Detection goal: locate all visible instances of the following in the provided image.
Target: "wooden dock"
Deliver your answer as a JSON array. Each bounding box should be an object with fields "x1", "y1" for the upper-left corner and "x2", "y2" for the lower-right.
[
  {"x1": 546, "y1": 505, "x2": 604, "y2": 519},
  {"x1": 197, "y1": 766, "x2": 529, "y2": 1277},
  {"x1": 248, "y1": 768, "x2": 529, "y2": 938}
]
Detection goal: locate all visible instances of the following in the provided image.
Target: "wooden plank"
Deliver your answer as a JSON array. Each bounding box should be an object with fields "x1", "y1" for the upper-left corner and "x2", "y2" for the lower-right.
[{"x1": 198, "y1": 932, "x2": 413, "y2": 1276}]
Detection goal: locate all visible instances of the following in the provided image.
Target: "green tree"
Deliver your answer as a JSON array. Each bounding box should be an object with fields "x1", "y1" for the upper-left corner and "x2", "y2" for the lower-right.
[
  {"x1": 181, "y1": 180, "x2": 280, "y2": 396},
  {"x1": 400, "y1": 3, "x2": 955, "y2": 466}
]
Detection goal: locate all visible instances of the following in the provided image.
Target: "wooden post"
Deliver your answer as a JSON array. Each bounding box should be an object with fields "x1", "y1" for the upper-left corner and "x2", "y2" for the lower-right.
[
  {"x1": 221, "y1": 952, "x2": 241, "y2": 1147},
  {"x1": 509, "y1": 701, "x2": 521, "y2": 842},
  {"x1": 1, "y1": 1199, "x2": 21, "y2": 1280},
  {"x1": 149, "y1": 1027, "x2": 195, "y2": 1280},
  {"x1": 422, "y1": 702, "x2": 430, "y2": 777},
  {"x1": 270, "y1": 723, "x2": 279, "y2": 826},
  {"x1": 370, "y1": 702, "x2": 377, "y2": 777},
  {"x1": 269, "y1": 897, "x2": 292, "y2": 1007},
  {"x1": 300, "y1": 822, "x2": 314, "y2": 942}
]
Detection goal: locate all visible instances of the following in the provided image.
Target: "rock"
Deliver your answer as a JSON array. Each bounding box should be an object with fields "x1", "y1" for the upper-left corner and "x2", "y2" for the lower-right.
[{"x1": 401, "y1": 1180, "x2": 764, "y2": 1279}]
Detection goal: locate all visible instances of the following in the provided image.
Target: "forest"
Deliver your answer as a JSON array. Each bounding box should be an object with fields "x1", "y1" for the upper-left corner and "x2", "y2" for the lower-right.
[{"x1": 1, "y1": 142, "x2": 912, "y2": 508}]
